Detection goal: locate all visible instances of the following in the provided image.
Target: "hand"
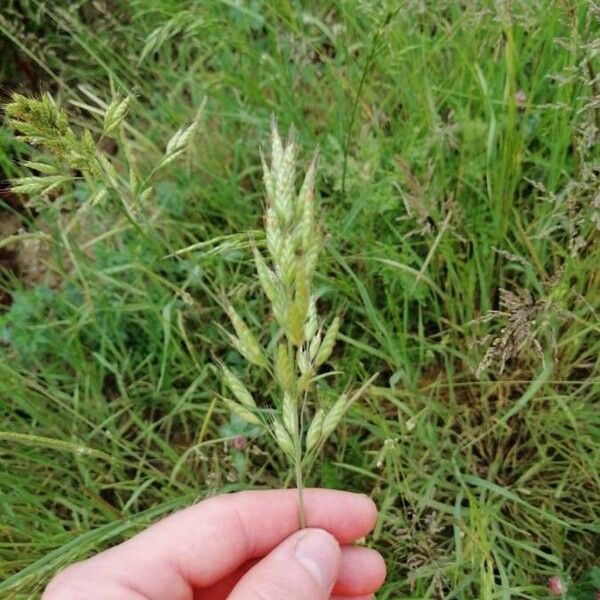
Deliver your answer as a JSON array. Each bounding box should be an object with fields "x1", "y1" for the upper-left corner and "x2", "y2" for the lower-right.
[{"x1": 43, "y1": 488, "x2": 386, "y2": 599}]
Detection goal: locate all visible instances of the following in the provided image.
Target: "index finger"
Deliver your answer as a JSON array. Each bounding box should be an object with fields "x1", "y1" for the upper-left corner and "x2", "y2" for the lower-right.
[{"x1": 80, "y1": 488, "x2": 377, "y2": 597}]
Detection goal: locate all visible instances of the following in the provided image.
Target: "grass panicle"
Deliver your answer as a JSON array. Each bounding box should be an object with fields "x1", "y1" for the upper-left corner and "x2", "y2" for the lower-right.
[{"x1": 217, "y1": 122, "x2": 374, "y2": 527}]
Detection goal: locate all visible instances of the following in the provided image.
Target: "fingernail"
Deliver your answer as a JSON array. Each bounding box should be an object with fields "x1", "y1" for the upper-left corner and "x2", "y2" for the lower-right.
[{"x1": 295, "y1": 529, "x2": 340, "y2": 592}]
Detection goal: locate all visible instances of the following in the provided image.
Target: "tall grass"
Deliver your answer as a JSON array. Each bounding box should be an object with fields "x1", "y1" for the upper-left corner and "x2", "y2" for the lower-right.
[{"x1": 1, "y1": 1, "x2": 599, "y2": 598}]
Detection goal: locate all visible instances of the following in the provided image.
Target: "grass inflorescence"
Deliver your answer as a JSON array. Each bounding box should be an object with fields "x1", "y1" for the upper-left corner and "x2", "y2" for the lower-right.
[{"x1": 217, "y1": 125, "x2": 374, "y2": 525}]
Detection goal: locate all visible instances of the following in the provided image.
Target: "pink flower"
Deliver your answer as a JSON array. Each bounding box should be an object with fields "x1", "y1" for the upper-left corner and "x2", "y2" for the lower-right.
[
  {"x1": 548, "y1": 576, "x2": 565, "y2": 596},
  {"x1": 231, "y1": 435, "x2": 247, "y2": 450},
  {"x1": 515, "y1": 89, "x2": 527, "y2": 108}
]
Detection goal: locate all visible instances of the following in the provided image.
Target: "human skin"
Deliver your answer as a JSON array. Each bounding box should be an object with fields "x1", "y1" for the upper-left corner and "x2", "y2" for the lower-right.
[{"x1": 43, "y1": 488, "x2": 386, "y2": 600}]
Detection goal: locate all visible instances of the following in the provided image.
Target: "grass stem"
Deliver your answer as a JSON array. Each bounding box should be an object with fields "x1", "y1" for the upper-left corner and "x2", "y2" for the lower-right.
[{"x1": 294, "y1": 444, "x2": 306, "y2": 530}]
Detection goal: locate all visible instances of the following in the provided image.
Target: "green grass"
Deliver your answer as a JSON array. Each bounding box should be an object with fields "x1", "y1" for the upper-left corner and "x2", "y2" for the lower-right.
[{"x1": 1, "y1": 1, "x2": 599, "y2": 598}]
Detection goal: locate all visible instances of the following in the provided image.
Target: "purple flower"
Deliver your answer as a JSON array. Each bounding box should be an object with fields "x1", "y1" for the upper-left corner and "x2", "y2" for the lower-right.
[
  {"x1": 515, "y1": 89, "x2": 527, "y2": 108},
  {"x1": 548, "y1": 576, "x2": 565, "y2": 596},
  {"x1": 231, "y1": 435, "x2": 247, "y2": 450}
]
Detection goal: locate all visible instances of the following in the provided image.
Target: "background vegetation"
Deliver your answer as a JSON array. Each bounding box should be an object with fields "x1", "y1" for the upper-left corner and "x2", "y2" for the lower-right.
[{"x1": 0, "y1": 1, "x2": 598, "y2": 598}]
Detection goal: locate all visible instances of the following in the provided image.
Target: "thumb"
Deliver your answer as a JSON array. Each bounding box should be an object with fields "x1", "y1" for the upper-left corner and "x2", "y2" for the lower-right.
[{"x1": 228, "y1": 528, "x2": 341, "y2": 600}]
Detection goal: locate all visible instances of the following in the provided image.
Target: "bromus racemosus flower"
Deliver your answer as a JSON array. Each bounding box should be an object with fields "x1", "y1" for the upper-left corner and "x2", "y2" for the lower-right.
[{"x1": 217, "y1": 120, "x2": 376, "y2": 528}]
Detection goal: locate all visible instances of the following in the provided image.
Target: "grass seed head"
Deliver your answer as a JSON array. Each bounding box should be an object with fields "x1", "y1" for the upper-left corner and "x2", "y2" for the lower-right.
[
  {"x1": 299, "y1": 153, "x2": 318, "y2": 249},
  {"x1": 297, "y1": 370, "x2": 314, "y2": 392},
  {"x1": 273, "y1": 418, "x2": 295, "y2": 456},
  {"x1": 305, "y1": 408, "x2": 325, "y2": 452},
  {"x1": 304, "y1": 297, "x2": 318, "y2": 342},
  {"x1": 297, "y1": 347, "x2": 311, "y2": 374},
  {"x1": 322, "y1": 393, "x2": 349, "y2": 439},
  {"x1": 222, "y1": 397, "x2": 261, "y2": 426},
  {"x1": 253, "y1": 247, "x2": 277, "y2": 304},
  {"x1": 223, "y1": 302, "x2": 267, "y2": 368},
  {"x1": 282, "y1": 391, "x2": 297, "y2": 435},
  {"x1": 219, "y1": 363, "x2": 256, "y2": 408},
  {"x1": 270, "y1": 117, "x2": 283, "y2": 177},
  {"x1": 309, "y1": 332, "x2": 322, "y2": 364},
  {"x1": 265, "y1": 207, "x2": 283, "y2": 260},
  {"x1": 288, "y1": 266, "x2": 310, "y2": 346},
  {"x1": 276, "y1": 343, "x2": 295, "y2": 393},
  {"x1": 103, "y1": 96, "x2": 131, "y2": 135},
  {"x1": 278, "y1": 237, "x2": 297, "y2": 287},
  {"x1": 304, "y1": 243, "x2": 320, "y2": 282},
  {"x1": 315, "y1": 315, "x2": 341, "y2": 366},
  {"x1": 260, "y1": 149, "x2": 275, "y2": 203},
  {"x1": 275, "y1": 132, "x2": 297, "y2": 225}
]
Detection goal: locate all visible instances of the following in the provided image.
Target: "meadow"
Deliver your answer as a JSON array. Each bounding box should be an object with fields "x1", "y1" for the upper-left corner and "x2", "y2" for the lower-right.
[{"x1": 0, "y1": 1, "x2": 599, "y2": 598}]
